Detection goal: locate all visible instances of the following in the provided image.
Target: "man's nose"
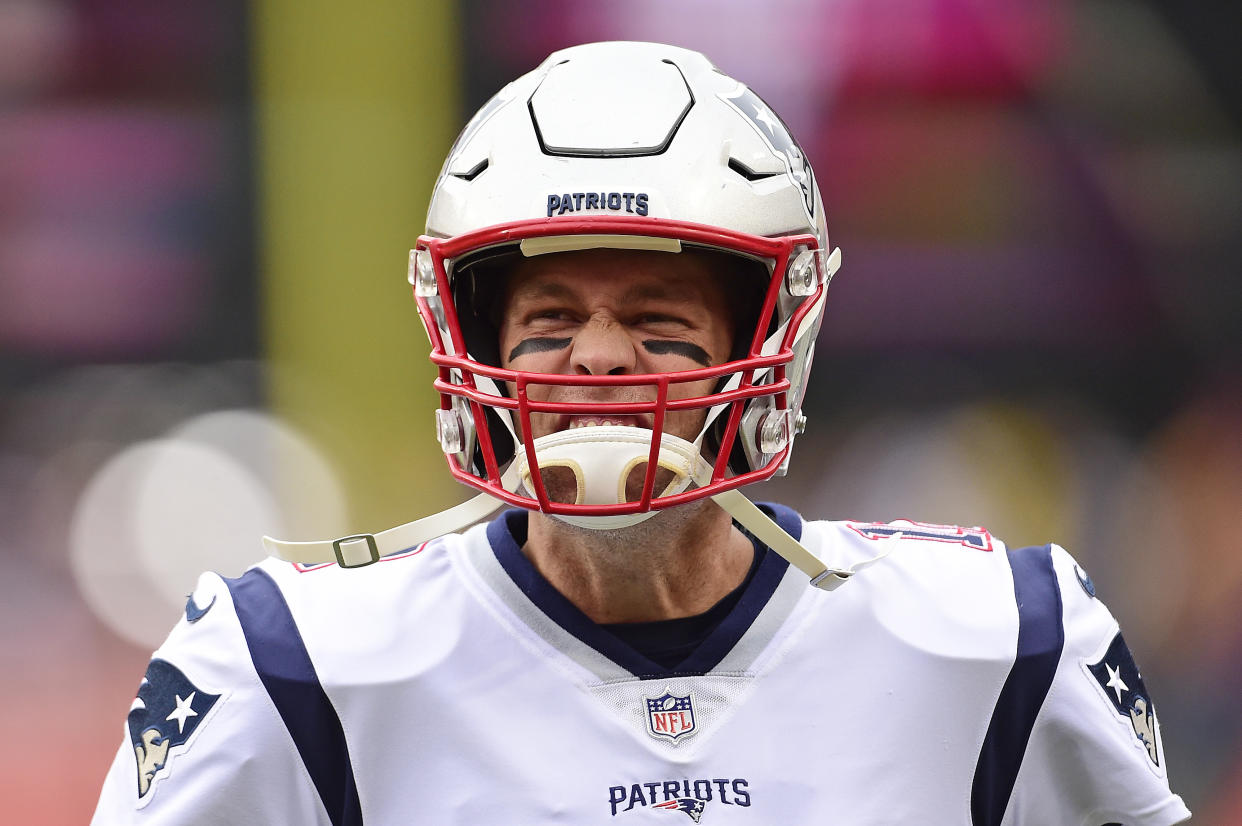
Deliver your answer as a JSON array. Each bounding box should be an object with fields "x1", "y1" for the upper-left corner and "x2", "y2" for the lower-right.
[{"x1": 571, "y1": 315, "x2": 636, "y2": 376}]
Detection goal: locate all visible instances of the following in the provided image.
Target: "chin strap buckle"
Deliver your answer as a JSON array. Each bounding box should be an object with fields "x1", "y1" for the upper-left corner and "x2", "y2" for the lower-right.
[
  {"x1": 805, "y1": 532, "x2": 903, "y2": 590},
  {"x1": 262, "y1": 465, "x2": 522, "y2": 566},
  {"x1": 332, "y1": 534, "x2": 381, "y2": 568},
  {"x1": 712, "y1": 488, "x2": 900, "y2": 591},
  {"x1": 809, "y1": 569, "x2": 852, "y2": 591}
]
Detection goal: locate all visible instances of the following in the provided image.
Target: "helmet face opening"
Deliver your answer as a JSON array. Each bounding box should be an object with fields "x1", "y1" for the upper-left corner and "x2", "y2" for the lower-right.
[
  {"x1": 414, "y1": 216, "x2": 830, "y2": 520},
  {"x1": 449, "y1": 243, "x2": 772, "y2": 372},
  {"x1": 417, "y1": 42, "x2": 838, "y2": 525}
]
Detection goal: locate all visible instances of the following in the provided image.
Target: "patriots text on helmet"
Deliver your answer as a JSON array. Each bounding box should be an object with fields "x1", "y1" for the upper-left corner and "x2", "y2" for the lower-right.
[{"x1": 546, "y1": 191, "x2": 649, "y2": 217}]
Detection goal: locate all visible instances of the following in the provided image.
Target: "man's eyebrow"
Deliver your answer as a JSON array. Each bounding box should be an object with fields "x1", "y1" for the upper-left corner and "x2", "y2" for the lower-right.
[
  {"x1": 620, "y1": 283, "x2": 697, "y2": 304},
  {"x1": 642, "y1": 339, "x2": 712, "y2": 366},
  {"x1": 507, "y1": 337, "x2": 572, "y2": 361},
  {"x1": 507, "y1": 279, "x2": 577, "y2": 303}
]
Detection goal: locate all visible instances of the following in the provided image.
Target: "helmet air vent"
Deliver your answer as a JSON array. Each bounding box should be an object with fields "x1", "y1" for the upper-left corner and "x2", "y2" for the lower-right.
[
  {"x1": 529, "y1": 51, "x2": 694, "y2": 158},
  {"x1": 449, "y1": 157, "x2": 489, "y2": 181},
  {"x1": 727, "y1": 157, "x2": 781, "y2": 182}
]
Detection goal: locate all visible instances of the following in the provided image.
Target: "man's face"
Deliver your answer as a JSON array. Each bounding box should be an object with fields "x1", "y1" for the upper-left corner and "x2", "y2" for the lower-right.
[{"x1": 497, "y1": 247, "x2": 735, "y2": 503}]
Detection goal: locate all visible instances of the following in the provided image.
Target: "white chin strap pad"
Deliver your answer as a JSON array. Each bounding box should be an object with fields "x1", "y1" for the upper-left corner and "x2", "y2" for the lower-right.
[{"x1": 515, "y1": 426, "x2": 710, "y2": 530}]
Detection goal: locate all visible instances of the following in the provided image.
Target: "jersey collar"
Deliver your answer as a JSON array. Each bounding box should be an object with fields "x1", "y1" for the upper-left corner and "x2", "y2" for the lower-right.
[{"x1": 485, "y1": 504, "x2": 801, "y2": 678}]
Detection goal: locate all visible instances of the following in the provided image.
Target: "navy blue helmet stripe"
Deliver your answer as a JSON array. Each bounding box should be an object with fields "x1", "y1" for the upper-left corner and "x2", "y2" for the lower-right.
[
  {"x1": 970, "y1": 544, "x2": 1065, "y2": 826},
  {"x1": 227, "y1": 568, "x2": 363, "y2": 826}
]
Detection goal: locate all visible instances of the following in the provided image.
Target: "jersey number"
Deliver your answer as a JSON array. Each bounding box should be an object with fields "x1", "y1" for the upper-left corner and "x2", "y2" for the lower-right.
[{"x1": 848, "y1": 520, "x2": 993, "y2": 552}]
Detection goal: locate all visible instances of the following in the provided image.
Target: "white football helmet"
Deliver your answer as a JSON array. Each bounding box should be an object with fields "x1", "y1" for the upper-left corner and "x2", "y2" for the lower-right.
[
  {"x1": 413, "y1": 41, "x2": 839, "y2": 528},
  {"x1": 266, "y1": 42, "x2": 865, "y2": 589}
]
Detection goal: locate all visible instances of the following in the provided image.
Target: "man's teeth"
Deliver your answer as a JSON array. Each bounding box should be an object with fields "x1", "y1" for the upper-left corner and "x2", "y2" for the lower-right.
[{"x1": 568, "y1": 419, "x2": 632, "y2": 429}]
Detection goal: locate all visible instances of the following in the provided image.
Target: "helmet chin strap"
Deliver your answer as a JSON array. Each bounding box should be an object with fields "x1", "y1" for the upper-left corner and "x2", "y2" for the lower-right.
[
  {"x1": 513, "y1": 425, "x2": 893, "y2": 589},
  {"x1": 263, "y1": 426, "x2": 891, "y2": 591}
]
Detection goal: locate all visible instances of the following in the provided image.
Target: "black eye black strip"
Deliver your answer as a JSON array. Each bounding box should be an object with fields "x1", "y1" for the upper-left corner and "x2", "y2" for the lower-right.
[
  {"x1": 506, "y1": 337, "x2": 712, "y2": 366},
  {"x1": 642, "y1": 340, "x2": 711, "y2": 366},
  {"x1": 507, "y1": 337, "x2": 572, "y2": 361}
]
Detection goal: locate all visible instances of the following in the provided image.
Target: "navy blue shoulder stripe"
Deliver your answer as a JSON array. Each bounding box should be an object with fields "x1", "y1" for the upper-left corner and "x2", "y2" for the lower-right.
[
  {"x1": 226, "y1": 568, "x2": 363, "y2": 826},
  {"x1": 970, "y1": 544, "x2": 1065, "y2": 826}
]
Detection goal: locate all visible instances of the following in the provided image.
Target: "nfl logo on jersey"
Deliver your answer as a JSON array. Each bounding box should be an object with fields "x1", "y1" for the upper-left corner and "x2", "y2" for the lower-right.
[{"x1": 645, "y1": 691, "x2": 697, "y2": 741}]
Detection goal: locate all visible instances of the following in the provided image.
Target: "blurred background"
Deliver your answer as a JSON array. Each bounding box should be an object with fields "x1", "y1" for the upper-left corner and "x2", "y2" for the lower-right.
[{"x1": 1, "y1": 0, "x2": 1238, "y2": 821}]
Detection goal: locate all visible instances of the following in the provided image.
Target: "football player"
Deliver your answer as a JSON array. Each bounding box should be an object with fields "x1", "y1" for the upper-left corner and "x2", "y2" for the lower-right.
[{"x1": 94, "y1": 42, "x2": 1190, "y2": 824}]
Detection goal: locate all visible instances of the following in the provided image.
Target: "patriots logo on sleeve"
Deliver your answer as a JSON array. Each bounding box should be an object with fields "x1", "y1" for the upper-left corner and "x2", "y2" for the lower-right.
[
  {"x1": 128, "y1": 659, "x2": 220, "y2": 799},
  {"x1": 1087, "y1": 632, "x2": 1161, "y2": 765}
]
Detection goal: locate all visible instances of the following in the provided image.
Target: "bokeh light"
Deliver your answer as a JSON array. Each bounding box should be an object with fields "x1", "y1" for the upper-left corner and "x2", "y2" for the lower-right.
[{"x1": 69, "y1": 409, "x2": 345, "y2": 649}]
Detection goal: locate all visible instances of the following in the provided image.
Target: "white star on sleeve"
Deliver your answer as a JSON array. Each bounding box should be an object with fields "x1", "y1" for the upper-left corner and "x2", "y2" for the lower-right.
[
  {"x1": 1105, "y1": 663, "x2": 1129, "y2": 704},
  {"x1": 166, "y1": 691, "x2": 199, "y2": 734}
]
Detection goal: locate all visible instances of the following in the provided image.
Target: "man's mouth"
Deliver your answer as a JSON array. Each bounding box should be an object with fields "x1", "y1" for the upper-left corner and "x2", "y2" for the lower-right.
[{"x1": 564, "y1": 415, "x2": 643, "y2": 430}]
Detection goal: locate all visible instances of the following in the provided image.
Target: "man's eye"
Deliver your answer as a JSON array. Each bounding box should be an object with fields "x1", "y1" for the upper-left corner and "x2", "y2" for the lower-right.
[
  {"x1": 636, "y1": 314, "x2": 688, "y2": 327},
  {"x1": 529, "y1": 310, "x2": 573, "y2": 323}
]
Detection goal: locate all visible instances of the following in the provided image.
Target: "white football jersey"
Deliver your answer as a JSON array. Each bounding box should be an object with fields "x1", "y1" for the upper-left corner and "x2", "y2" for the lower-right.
[{"x1": 93, "y1": 505, "x2": 1190, "y2": 825}]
